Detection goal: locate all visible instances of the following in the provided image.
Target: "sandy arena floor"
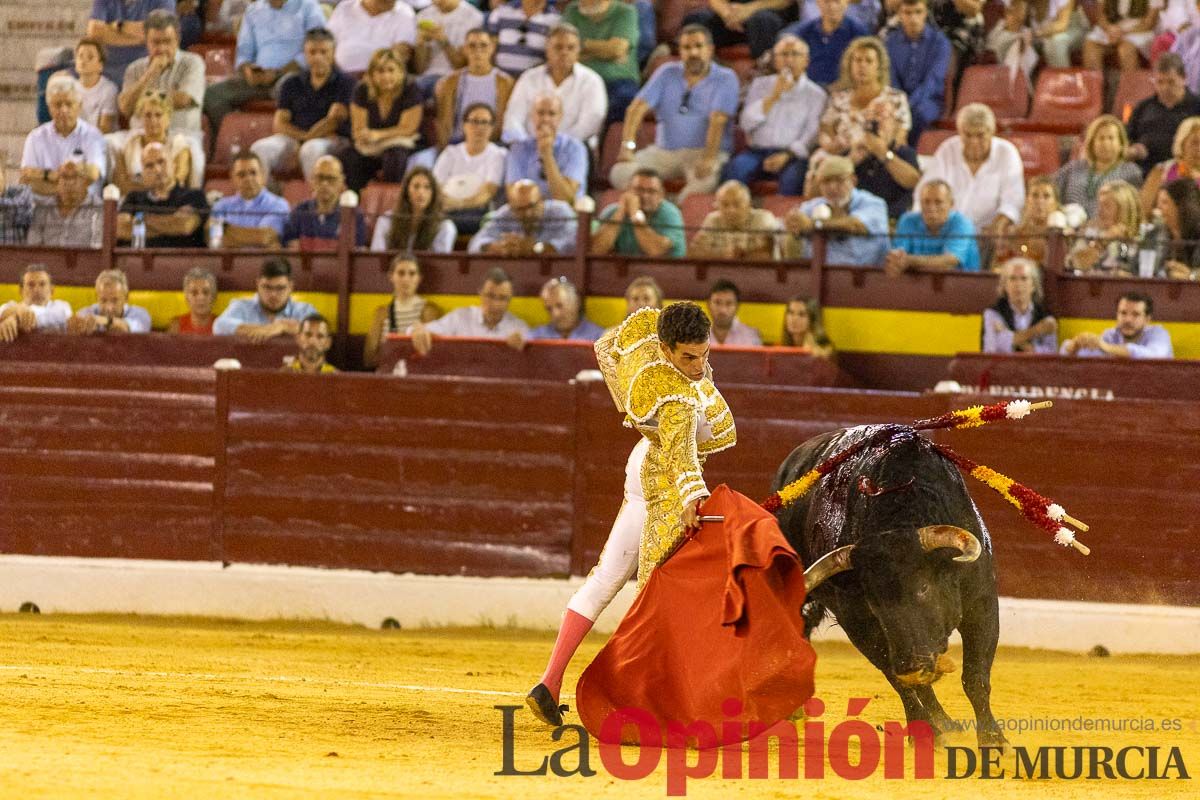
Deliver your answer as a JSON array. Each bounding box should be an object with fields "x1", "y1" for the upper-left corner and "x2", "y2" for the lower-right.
[{"x1": 0, "y1": 614, "x2": 1195, "y2": 799}]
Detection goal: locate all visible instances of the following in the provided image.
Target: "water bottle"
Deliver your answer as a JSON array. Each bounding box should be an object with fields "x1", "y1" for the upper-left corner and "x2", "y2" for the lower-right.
[
  {"x1": 208, "y1": 214, "x2": 224, "y2": 249},
  {"x1": 131, "y1": 212, "x2": 146, "y2": 249},
  {"x1": 1137, "y1": 210, "x2": 1167, "y2": 278}
]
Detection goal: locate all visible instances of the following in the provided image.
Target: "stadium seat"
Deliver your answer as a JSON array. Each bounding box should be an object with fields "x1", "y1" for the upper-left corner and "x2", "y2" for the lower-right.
[
  {"x1": 759, "y1": 194, "x2": 801, "y2": 220},
  {"x1": 242, "y1": 99, "x2": 277, "y2": 114},
  {"x1": 679, "y1": 193, "x2": 713, "y2": 236},
  {"x1": 1111, "y1": 69, "x2": 1155, "y2": 121},
  {"x1": 360, "y1": 183, "x2": 404, "y2": 239},
  {"x1": 917, "y1": 128, "x2": 955, "y2": 155},
  {"x1": 1012, "y1": 68, "x2": 1103, "y2": 134},
  {"x1": 657, "y1": 0, "x2": 708, "y2": 45},
  {"x1": 716, "y1": 44, "x2": 756, "y2": 86},
  {"x1": 941, "y1": 65, "x2": 1030, "y2": 129},
  {"x1": 596, "y1": 188, "x2": 622, "y2": 212},
  {"x1": 1004, "y1": 132, "x2": 1062, "y2": 178},
  {"x1": 207, "y1": 111, "x2": 276, "y2": 178},
  {"x1": 599, "y1": 119, "x2": 656, "y2": 187},
  {"x1": 189, "y1": 44, "x2": 235, "y2": 84},
  {"x1": 280, "y1": 179, "x2": 311, "y2": 207}
]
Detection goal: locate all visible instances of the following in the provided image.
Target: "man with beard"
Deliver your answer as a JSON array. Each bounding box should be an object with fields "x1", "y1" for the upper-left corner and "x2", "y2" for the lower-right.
[
  {"x1": 1060, "y1": 292, "x2": 1174, "y2": 359},
  {"x1": 783, "y1": 155, "x2": 889, "y2": 265},
  {"x1": 213, "y1": 257, "x2": 319, "y2": 342},
  {"x1": 285, "y1": 314, "x2": 337, "y2": 373},
  {"x1": 0, "y1": 264, "x2": 74, "y2": 341},
  {"x1": 706, "y1": 279, "x2": 762, "y2": 346},
  {"x1": 609, "y1": 24, "x2": 739, "y2": 202},
  {"x1": 408, "y1": 266, "x2": 530, "y2": 354}
]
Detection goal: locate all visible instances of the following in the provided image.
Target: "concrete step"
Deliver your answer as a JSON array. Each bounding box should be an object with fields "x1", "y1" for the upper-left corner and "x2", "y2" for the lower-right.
[{"x1": 0, "y1": 97, "x2": 40, "y2": 135}]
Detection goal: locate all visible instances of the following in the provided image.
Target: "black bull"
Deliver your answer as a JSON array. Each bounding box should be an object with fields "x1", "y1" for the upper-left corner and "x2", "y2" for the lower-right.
[{"x1": 773, "y1": 424, "x2": 1006, "y2": 746}]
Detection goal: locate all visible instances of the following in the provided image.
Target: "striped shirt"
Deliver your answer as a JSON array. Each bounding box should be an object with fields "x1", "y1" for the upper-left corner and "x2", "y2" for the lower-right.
[{"x1": 486, "y1": 1, "x2": 560, "y2": 77}]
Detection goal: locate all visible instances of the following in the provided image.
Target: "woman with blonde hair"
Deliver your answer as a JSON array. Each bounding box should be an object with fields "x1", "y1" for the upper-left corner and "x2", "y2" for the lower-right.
[
  {"x1": 780, "y1": 295, "x2": 833, "y2": 359},
  {"x1": 996, "y1": 176, "x2": 1060, "y2": 265},
  {"x1": 1053, "y1": 114, "x2": 1143, "y2": 218},
  {"x1": 337, "y1": 48, "x2": 423, "y2": 192},
  {"x1": 982, "y1": 257, "x2": 1057, "y2": 353},
  {"x1": 363, "y1": 255, "x2": 441, "y2": 367},
  {"x1": 1067, "y1": 179, "x2": 1142, "y2": 273},
  {"x1": 113, "y1": 90, "x2": 193, "y2": 195},
  {"x1": 1140, "y1": 115, "x2": 1200, "y2": 213}
]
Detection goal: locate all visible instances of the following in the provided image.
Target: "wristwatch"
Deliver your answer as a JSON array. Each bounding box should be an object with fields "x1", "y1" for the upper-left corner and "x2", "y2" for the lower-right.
[
  {"x1": 884, "y1": 150, "x2": 895, "y2": 162},
  {"x1": 43, "y1": 169, "x2": 50, "y2": 181},
  {"x1": 623, "y1": 140, "x2": 636, "y2": 152},
  {"x1": 116, "y1": 20, "x2": 124, "y2": 33},
  {"x1": 631, "y1": 210, "x2": 646, "y2": 225}
]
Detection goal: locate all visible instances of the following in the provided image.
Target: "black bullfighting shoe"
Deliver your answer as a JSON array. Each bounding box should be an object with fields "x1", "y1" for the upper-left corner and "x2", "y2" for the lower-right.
[{"x1": 526, "y1": 683, "x2": 568, "y2": 727}]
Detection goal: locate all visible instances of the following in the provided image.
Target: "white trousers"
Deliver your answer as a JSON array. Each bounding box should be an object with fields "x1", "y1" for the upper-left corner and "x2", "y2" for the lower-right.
[
  {"x1": 566, "y1": 437, "x2": 649, "y2": 621},
  {"x1": 250, "y1": 134, "x2": 345, "y2": 182}
]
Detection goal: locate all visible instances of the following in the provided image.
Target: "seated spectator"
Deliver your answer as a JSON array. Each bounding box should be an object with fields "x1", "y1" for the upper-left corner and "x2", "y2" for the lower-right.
[
  {"x1": 529, "y1": 277, "x2": 604, "y2": 340},
  {"x1": 1083, "y1": 0, "x2": 1160, "y2": 71},
  {"x1": 726, "y1": 35, "x2": 826, "y2": 197},
  {"x1": 1066, "y1": 180, "x2": 1142, "y2": 274},
  {"x1": 468, "y1": 179, "x2": 578, "y2": 254},
  {"x1": 372, "y1": 166, "x2": 458, "y2": 252},
  {"x1": 328, "y1": 0, "x2": 417, "y2": 75},
  {"x1": 562, "y1": 0, "x2": 640, "y2": 123},
  {"x1": 886, "y1": 179, "x2": 980, "y2": 274},
  {"x1": 783, "y1": 155, "x2": 890, "y2": 265},
  {"x1": 286, "y1": 315, "x2": 338, "y2": 372},
  {"x1": 780, "y1": 295, "x2": 834, "y2": 358},
  {"x1": 488, "y1": 0, "x2": 562, "y2": 77},
  {"x1": 916, "y1": 0, "x2": 984, "y2": 86},
  {"x1": 203, "y1": 0, "x2": 326, "y2": 137},
  {"x1": 1061, "y1": 292, "x2": 1173, "y2": 358},
  {"x1": 0, "y1": 265, "x2": 73, "y2": 342},
  {"x1": 73, "y1": 38, "x2": 118, "y2": 133},
  {"x1": 1171, "y1": 3, "x2": 1200, "y2": 94},
  {"x1": 1140, "y1": 115, "x2": 1200, "y2": 214},
  {"x1": 623, "y1": 275, "x2": 664, "y2": 314},
  {"x1": 502, "y1": 23, "x2": 607, "y2": 145},
  {"x1": 27, "y1": 166, "x2": 103, "y2": 248},
  {"x1": 283, "y1": 156, "x2": 369, "y2": 250},
  {"x1": 434, "y1": 29, "x2": 514, "y2": 150},
  {"x1": 995, "y1": 175, "x2": 1059, "y2": 264},
  {"x1": 336, "y1": 48, "x2": 423, "y2": 192},
  {"x1": 707, "y1": 279, "x2": 763, "y2": 346},
  {"x1": 917, "y1": 103, "x2": 1025, "y2": 238},
  {"x1": 591, "y1": 167, "x2": 686, "y2": 257},
  {"x1": 682, "y1": 0, "x2": 796, "y2": 62},
  {"x1": 86, "y1": 0, "x2": 174, "y2": 85},
  {"x1": 796, "y1": 0, "x2": 882, "y2": 30},
  {"x1": 213, "y1": 257, "x2": 319, "y2": 340},
  {"x1": 784, "y1": 0, "x2": 869, "y2": 86},
  {"x1": 211, "y1": 152, "x2": 291, "y2": 248},
  {"x1": 251, "y1": 28, "x2": 356, "y2": 184},
  {"x1": 609, "y1": 25, "x2": 739, "y2": 202},
  {"x1": 1127, "y1": 53, "x2": 1200, "y2": 176},
  {"x1": 21, "y1": 75, "x2": 106, "y2": 197},
  {"x1": 66, "y1": 268, "x2": 152, "y2": 334},
  {"x1": 1, "y1": 162, "x2": 35, "y2": 244},
  {"x1": 982, "y1": 257, "x2": 1058, "y2": 354},
  {"x1": 117, "y1": 142, "x2": 208, "y2": 247},
  {"x1": 988, "y1": 0, "x2": 1083, "y2": 72},
  {"x1": 1054, "y1": 115, "x2": 1143, "y2": 219},
  {"x1": 689, "y1": 180, "x2": 781, "y2": 260},
  {"x1": 212, "y1": 0, "x2": 253, "y2": 38},
  {"x1": 1155, "y1": 176, "x2": 1200, "y2": 279},
  {"x1": 412, "y1": 0, "x2": 485, "y2": 96},
  {"x1": 364, "y1": 255, "x2": 442, "y2": 367},
  {"x1": 885, "y1": 0, "x2": 950, "y2": 144},
  {"x1": 433, "y1": 102, "x2": 507, "y2": 235},
  {"x1": 504, "y1": 93, "x2": 588, "y2": 201},
  {"x1": 409, "y1": 266, "x2": 531, "y2": 354},
  {"x1": 113, "y1": 90, "x2": 194, "y2": 194},
  {"x1": 167, "y1": 267, "x2": 218, "y2": 334},
  {"x1": 116, "y1": 11, "x2": 205, "y2": 141}
]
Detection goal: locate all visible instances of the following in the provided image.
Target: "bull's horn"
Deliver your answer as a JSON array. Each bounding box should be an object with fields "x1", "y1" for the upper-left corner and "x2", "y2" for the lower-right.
[
  {"x1": 803, "y1": 545, "x2": 856, "y2": 592},
  {"x1": 918, "y1": 525, "x2": 981, "y2": 563}
]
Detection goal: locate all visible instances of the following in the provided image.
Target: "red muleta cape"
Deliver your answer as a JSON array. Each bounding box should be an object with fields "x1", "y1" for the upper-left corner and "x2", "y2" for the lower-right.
[{"x1": 576, "y1": 485, "x2": 817, "y2": 747}]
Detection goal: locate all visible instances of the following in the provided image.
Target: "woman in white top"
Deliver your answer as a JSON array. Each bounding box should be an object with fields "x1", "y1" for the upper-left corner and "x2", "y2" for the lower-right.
[
  {"x1": 113, "y1": 90, "x2": 193, "y2": 195},
  {"x1": 73, "y1": 38, "x2": 118, "y2": 133},
  {"x1": 363, "y1": 254, "x2": 441, "y2": 368},
  {"x1": 371, "y1": 166, "x2": 458, "y2": 253},
  {"x1": 1083, "y1": 0, "x2": 1162, "y2": 71},
  {"x1": 987, "y1": 0, "x2": 1084, "y2": 68},
  {"x1": 432, "y1": 101, "x2": 506, "y2": 235}
]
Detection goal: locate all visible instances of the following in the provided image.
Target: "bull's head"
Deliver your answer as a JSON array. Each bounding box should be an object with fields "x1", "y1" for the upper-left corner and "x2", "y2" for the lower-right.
[{"x1": 803, "y1": 525, "x2": 981, "y2": 686}]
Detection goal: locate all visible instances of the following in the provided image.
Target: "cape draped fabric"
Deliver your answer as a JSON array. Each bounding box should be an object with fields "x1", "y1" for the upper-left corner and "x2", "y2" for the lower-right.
[{"x1": 576, "y1": 485, "x2": 816, "y2": 747}]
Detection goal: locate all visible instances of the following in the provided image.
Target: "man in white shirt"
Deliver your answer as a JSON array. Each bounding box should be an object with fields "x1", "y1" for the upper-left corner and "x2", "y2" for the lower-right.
[
  {"x1": 327, "y1": 0, "x2": 417, "y2": 74},
  {"x1": 412, "y1": 0, "x2": 485, "y2": 95},
  {"x1": 21, "y1": 75, "x2": 106, "y2": 197},
  {"x1": 0, "y1": 264, "x2": 73, "y2": 342},
  {"x1": 408, "y1": 267, "x2": 530, "y2": 354},
  {"x1": 503, "y1": 22, "x2": 607, "y2": 146},
  {"x1": 914, "y1": 102, "x2": 1025, "y2": 237},
  {"x1": 67, "y1": 269, "x2": 153, "y2": 335}
]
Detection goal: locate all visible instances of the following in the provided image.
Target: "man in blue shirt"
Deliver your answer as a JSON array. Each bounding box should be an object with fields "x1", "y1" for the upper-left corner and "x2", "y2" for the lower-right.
[
  {"x1": 1061, "y1": 293, "x2": 1175, "y2": 360},
  {"x1": 609, "y1": 24, "x2": 740, "y2": 201},
  {"x1": 884, "y1": 0, "x2": 950, "y2": 144},
  {"x1": 282, "y1": 155, "x2": 368, "y2": 250},
  {"x1": 87, "y1": 0, "x2": 175, "y2": 85},
  {"x1": 203, "y1": 0, "x2": 327, "y2": 136},
  {"x1": 468, "y1": 179, "x2": 578, "y2": 255},
  {"x1": 886, "y1": 180, "x2": 979, "y2": 274},
  {"x1": 528, "y1": 277, "x2": 604, "y2": 341},
  {"x1": 211, "y1": 152, "x2": 292, "y2": 248},
  {"x1": 783, "y1": 155, "x2": 889, "y2": 266},
  {"x1": 213, "y1": 257, "x2": 319, "y2": 340},
  {"x1": 504, "y1": 93, "x2": 588, "y2": 202},
  {"x1": 784, "y1": 0, "x2": 868, "y2": 86}
]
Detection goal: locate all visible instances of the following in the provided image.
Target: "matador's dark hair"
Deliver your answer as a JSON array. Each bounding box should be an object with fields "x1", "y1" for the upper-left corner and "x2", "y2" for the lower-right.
[{"x1": 658, "y1": 301, "x2": 710, "y2": 349}]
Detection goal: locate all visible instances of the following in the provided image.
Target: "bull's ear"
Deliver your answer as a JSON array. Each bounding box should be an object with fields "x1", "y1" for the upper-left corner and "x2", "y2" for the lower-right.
[{"x1": 917, "y1": 525, "x2": 981, "y2": 563}]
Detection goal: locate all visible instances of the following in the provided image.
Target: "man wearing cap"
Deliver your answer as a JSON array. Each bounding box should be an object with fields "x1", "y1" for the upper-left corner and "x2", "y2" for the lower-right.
[{"x1": 783, "y1": 155, "x2": 888, "y2": 266}]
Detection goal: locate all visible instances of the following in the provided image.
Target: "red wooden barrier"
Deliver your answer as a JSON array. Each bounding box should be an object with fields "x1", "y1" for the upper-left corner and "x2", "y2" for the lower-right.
[{"x1": 947, "y1": 353, "x2": 1200, "y2": 401}]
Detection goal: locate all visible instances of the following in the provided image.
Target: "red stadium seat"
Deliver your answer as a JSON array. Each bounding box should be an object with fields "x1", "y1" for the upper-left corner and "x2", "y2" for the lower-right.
[
  {"x1": 943, "y1": 65, "x2": 1030, "y2": 129},
  {"x1": 1004, "y1": 132, "x2": 1062, "y2": 178},
  {"x1": 1012, "y1": 68, "x2": 1103, "y2": 134},
  {"x1": 716, "y1": 44, "x2": 756, "y2": 86},
  {"x1": 360, "y1": 182, "x2": 404, "y2": 239},
  {"x1": 280, "y1": 179, "x2": 311, "y2": 207},
  {"x1": 207, "y1": 112, "x2": 276, "y2": 178},
  {"x1": 657, "y1": 0, "x2": 708, "y2": 45},
  {"x1": 748, "y1": 180, "x2": 779, "y2": 196},
  {"x1": 1111, "y1": 69, "x2": 1155, "y2": 122},
  {"x1": 599, "y1": 119, "x2": 656, "y2": 188},
  {"x1": 759, "y1": 194, "x2": 802, "y2": 220},
  {"x1": 679, "y1": 193, "x2": 714, "y2": 236},
  {"x1": 596, "y1": 188, "x2": 623, "y2": 213},
  {"x1": 190, "y1": 44, "x2": 235, "y2": 84},
  {"x1": 204, "y1": 177, "x2": 234, "y2": 199},
  {"x1": 917, "y1": 128, "x2": 955, "y2": 155},
  {"x1": 242, "y1": 99, "x2": 277, "y2": 114}
]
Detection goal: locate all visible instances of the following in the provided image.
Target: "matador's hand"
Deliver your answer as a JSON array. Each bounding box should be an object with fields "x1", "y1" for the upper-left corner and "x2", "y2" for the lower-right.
[{"x1": 682, "y1": 499, "x2": 702, "y2": 531}]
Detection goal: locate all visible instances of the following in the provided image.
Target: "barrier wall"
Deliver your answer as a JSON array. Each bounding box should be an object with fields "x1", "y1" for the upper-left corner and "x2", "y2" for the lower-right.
[{"x1": 947, "y1": 353, "x2": 1200, "y2": 401}]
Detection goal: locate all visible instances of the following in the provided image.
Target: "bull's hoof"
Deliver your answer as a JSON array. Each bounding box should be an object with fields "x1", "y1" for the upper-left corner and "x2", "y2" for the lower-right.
[
  {"x1": 978, "y1": 729, "x2": 1010, "y2": 751},
  {"x1": 526, "y1": 683, "x2": 567, "y2": 728}
]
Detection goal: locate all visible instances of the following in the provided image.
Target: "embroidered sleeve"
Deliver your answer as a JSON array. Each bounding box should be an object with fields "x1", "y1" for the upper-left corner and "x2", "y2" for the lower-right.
[{"x1": 657, "y1": 400, "x2": 708, "y2": 508}]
